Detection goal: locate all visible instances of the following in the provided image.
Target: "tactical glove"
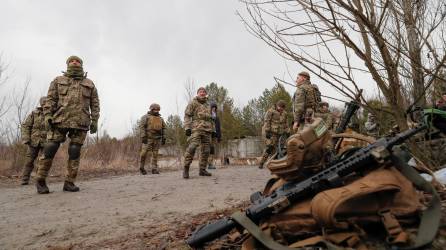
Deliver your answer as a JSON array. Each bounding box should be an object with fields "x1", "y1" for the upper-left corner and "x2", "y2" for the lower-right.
[
  {"x1": 185, "y1": 129, "x2": 192, "y2": 137},
  {"x1": 161, "y1": 137, "x2": 166, "y2": 145},
  {"x1": 45, "y1": 115, "x2": 53, "y2": 130},
  {"x1": 90, "y1": 120, "x2": 98, "y2": 134},
  {"x1": 265, "y1": 131, "x2": 272, "y2": 139},
  {"x1": 142, "y1": 137, "x2": 148, "y2": 144}
]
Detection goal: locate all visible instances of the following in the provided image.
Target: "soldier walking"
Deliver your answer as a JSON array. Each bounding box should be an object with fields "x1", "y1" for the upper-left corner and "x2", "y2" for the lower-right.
[
  {"x1": 35, "y1": 55, "x2": 100, "y2": 194},
  {"x1": 20, "y1": 97, "x2": 47, "y2": 185},
  {"x1": 182, "y1": 87, "x2": 215, "y2": 179},
  {"x1": 292, "y1": 71, "x2": 319, "y2": 132},
  {"x1": 259, "y1": 100, "x2": 289, "y2": 169},
  {"x1": 139, "y1": 103, "x2": 166, "y2": 175}
]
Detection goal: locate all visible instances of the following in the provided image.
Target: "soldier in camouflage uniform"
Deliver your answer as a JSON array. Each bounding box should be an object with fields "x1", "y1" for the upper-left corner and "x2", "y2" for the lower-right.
[
  {"x1": 317, "y1": 101, "x2": 334, "y2": 130},
  {"x1": 364, "y1": 112, "x2": 379, "y2": 137},
  {"x1": 259, "y1": 100, "x2": 289, "y2": 169},
  {"x1": 20, "y1": 97, "x2": 47, "y2": 185},
  {"x1": 139, "y1": 103, "x2": 166, "y2": 175},
  {"x1": 292, "y1": 71, "x2": 320, "y2": 132},
  {"x1": 35, "y1": 55, "x2": 100, "y2": 194},
  {"x1": 182, "y1": 87, "x2": 215, "y2": 179}
]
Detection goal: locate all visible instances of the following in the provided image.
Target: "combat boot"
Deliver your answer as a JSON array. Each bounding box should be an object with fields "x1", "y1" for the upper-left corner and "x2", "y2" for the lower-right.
[
  {"x1": 152, "y1": 169, "x2": 160, "y2": 174},
  {"x1": 140, "y1": 168, "x2": 147, "y2": 175},
  {"x1": 258, "y1": 162, "x2": 264, "y2": 169},
  {"x1": 36, "y1": 178, "x2": 49, "y2": 194},
  {"x1": 183, "y1": 166, "x2": 190, "y2": 179},
  {"x1": 199, "y1": 169, "x2": 212, "y2": 176},
  {"x1": 63, "y1": 181, "x2": 80, "y2": 192}
]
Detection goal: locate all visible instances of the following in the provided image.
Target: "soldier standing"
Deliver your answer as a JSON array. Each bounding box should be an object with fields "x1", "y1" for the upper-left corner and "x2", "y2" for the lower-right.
[
  {"x1": 317, "y1": 101, "x2": 334, "y2": 130},
  {"x1": 365, "y1": 113, "x2": 379, "y2": 137},
  {"x1": 292, "y1": 71, "x2": 319, "y2": 132},
  {"x1": 259, "y1": 100, "x2": 289, "y2": 169},
  {"x1": 207, "y1": 102, "x2": 221, "y2": 170},
  {"x1": 35, "y1": 55, "x2": 100, "y2": 194},
  {"x1": 20, "y1": 97, "x2": 47, "y2": 185},
  {"x1": 182, "y1": 87, "x2": 214, "y2": 179},
  {"x1": 139, "y1": 103, "x2": 166, "y2": 175}
]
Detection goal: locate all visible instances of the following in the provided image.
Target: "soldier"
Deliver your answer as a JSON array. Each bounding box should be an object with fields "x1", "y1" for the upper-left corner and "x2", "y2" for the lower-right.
[
  {"x1": 182, "y1": 87, "x2": 215, "y2": 179},
  {"x1": 207, "y1": 102, "x2": 221, "y2": 170},
  {"x1": 20, "y1": 97, "x2": 47, "y2": 185},
  {"x1": 317, "y1": 101, "x2": 333, "y2": 129},
  {"x1": 292, "y1": 71, "x2": 319, "y2": 132},
  {"x1": 139, "y1": 103, "x2": 166, "y2": 175},
  {"x1": 259, "y1": 100, "x2": 289, "y2": 169},
  {"x1": 364, "y1": 112, "x2": 379, "y2": 137},
  {"x1": 35, "y1": 55, "x2": 100, "y2": 194}
]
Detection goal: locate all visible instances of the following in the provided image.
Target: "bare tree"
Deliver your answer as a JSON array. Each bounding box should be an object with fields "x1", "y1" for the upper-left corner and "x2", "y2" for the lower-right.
[
  {"x1": 240, "y1": 0, "x2": 446, "y2": 130},
  {"x1": 184, "y1": 77, "x2": 196, "y2": 103}
]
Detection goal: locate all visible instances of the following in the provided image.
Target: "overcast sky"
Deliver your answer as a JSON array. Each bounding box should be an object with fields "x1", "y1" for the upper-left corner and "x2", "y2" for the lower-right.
[{"x1": 0, "y1": 0, "x2": 354, "y2": 138}]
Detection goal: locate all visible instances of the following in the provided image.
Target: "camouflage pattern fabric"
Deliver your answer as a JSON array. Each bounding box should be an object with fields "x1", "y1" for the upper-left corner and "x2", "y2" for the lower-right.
[
  {"x1": 46, "y1": 127, "x2": 88, "y2": 145},
  {"x1": 316, "y1": 110, "x2": 334, "y2": 130},
  {"x1": 139, "y1": 113, "x2": 166, "y2": 140},
  {"x1": 263, "y1": 108, "x2": 289, "y2": 135},
  {"x1": 21, "y1": 108, "x2": 47, "y2": 147},
  {"x1": 184, "y1": 131, "x2": 212, "y2": 170},
  {"x1": 293, "y1": 80, "x2": 319, "y2": 124},
  {"x1": 259, "y1": 134, "x2": 279, "y2": 167},
  {"x1": 140, "y1": 139, "x2": 161, "y2": 171},
  {"x1": 44, "y1": 75, "x2": 100, "y2": 130},
  {"x1": 21, "y1": 145, "x2": 43, "y2": 182},
  {"x1": 365, "y1": 114, "x2": 379, "y2": 137},
  {"x1": 184, "y1": 97, "x2": 214, "y2": 133}
]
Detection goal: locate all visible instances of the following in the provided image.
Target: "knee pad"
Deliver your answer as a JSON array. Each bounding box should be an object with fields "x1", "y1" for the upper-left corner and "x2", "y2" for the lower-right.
[
  {"x1": 43, "y1": 142, "x2": 60, "y2": 158},
  {"x1": 265, "y1": 145, "x2": 274, "y2": 154},
  {"x1": 68, "y1": 143, "x2": 82, "y2": 160},
  {"x1": 209, "y1": 146, "x2": 215, "y2": 155}
]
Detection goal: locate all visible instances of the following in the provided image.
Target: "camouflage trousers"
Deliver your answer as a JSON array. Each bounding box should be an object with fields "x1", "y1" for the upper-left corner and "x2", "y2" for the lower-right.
[
  {"x1": 184, "y1": 131, "x2": 211, "y2": 170},
  {"x1": 140, "y1": 138, "x2": 161, "y2": 170},
  {"x1": 36, "y1": 127, "x2": 87, "y2": 182},
  {"x1": 22, "y1": 144, "x2": 43, "y2": 182},
  {"x1": 259, "y1": 135, "x2": 280, "y2": 167}
]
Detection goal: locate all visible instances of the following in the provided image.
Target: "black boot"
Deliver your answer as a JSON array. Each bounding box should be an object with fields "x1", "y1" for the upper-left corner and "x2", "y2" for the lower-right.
[
  {"x1": 36, "y1": 178, "x2": 49, "y2": 194},
  {"x1": 140, "y1": 168, "x2": 147, "y2": 175},
  {"x1": 63, "y1": 181, "x2": 80, "y2": 192},
  {"x1": 199, "y1": 169, "x2": 212, "y2": 176},
  {"x1": 152, "y1": 169, "x2": 160, "y2": 174},
  {"x1": 183, "y1": 166, "x2": 190, "y2": 179}
]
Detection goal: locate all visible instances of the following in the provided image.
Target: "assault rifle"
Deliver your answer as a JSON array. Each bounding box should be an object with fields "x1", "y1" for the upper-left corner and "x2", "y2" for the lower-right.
[
  {"x1": 186, "y1": 124, "x2": 427, "y2": 248},
  {"x1": 334, "y1": 90, "x2": 362, "y2": 135}
]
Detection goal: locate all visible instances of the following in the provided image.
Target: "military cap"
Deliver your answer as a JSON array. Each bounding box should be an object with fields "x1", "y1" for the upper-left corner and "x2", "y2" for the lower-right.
[
  {"x1": 149, "y1": 103, "x2": 160, "y2": 110},
  {"x1": 197, "y1": 87, "x2": 207, "y2": 94},
  {"x1": 66, "y1": 55, "x2": 83, "y2": 66},
  {"x1": 298, "y1": 71, "x2": 310, "y2": 79}
]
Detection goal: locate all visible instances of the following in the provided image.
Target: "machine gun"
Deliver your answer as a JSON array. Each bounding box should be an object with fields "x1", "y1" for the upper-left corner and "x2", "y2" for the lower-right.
[{"x1": 186, "y1": 124, "x2": 427, "y2": 248}]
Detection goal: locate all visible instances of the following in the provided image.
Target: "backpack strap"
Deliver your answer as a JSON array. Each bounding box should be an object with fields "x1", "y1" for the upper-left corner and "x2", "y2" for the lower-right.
[{"x1": 378, "y1": 209, "x2": 408, "y2": 244}]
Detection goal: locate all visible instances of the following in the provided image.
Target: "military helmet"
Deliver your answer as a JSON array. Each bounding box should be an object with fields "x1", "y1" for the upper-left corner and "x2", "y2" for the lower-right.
[
  {"x1": 276, "y1": 100, "x2": 286, "y2": 108},
  {"x1": 39, "y1": 96, "x2": 46, "y2": 107},
  {"x1": 149, "y1": 103, "x2": 160, "y2": 111},
  {"x1": 66, "y1": 55, "x2": 83, "y2": 66},
  {"x1": 298, "y1": 71, "x2": 310, "y2": 79}
]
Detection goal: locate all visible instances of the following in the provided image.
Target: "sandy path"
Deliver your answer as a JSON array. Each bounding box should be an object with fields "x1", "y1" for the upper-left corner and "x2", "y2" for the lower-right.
[{"x1": 0, "y1": 166, "x2": 270, "y2": 249}]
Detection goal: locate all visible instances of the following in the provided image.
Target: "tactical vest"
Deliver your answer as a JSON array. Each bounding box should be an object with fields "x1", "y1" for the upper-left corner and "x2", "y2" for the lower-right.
[
  {"x1": 147, "y1": 115, "x2": 163, "y2": 132},
  {"x1": 301, "y1": 83, "x2": 319, "y2": 112}
]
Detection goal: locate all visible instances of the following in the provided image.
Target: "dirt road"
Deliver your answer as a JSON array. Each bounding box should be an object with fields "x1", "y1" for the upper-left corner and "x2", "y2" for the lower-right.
[{"x1": 0, "y1": 166, "x2": 270, "y2": 249}]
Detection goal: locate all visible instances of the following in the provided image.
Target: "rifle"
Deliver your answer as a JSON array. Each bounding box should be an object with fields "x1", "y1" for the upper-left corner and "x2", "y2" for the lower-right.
[
  {"x1": 334, "y1": 90, "x2": 362, "y2": 134},
  {"x1": 186, "y1": 124, "x2": 427, "y2": 248}
]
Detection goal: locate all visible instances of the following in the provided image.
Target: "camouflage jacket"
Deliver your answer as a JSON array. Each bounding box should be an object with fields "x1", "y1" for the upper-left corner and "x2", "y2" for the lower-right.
[
  {"x1": 44, "y1": 75, "x2": 100, "y2": 130},
  {"x1": 263, "y1": 108, "x2": 289, "y2": 135},
  {"x1": 316, "y1": 111, "x2": 334, "y2": 130},
  {"x1": 139, "y1": 112, "x2": 166, "y2": 140},
  {"x1": 184, "y1": 97, "x2": 215, "y2": 133},
  {"x1": 21, "y1": 107, "x2": 47, "y2": 147},
  {"x1": 293, "y1": 80, "x2": 319, "y2": 123}
]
